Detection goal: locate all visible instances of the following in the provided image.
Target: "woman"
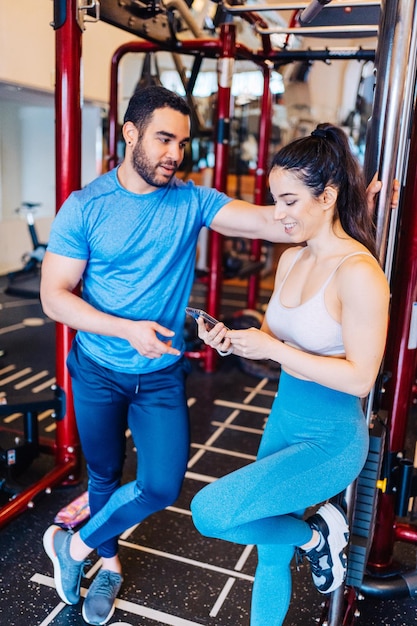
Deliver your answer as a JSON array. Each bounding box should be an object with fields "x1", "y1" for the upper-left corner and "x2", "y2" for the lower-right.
[{"x1": 191, "y1": 124, "x2": 390, "y2": 625}]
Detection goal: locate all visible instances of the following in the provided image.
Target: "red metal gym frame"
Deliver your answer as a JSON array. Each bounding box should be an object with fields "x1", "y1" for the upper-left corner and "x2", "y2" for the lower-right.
[
  {"x1": 247, "y1": 65, "x2": 272, "y2": 311},
  {"x1": 0, "y1": 0, "x2": 82, "y2": 529},
  {"x1": 204, "y1": 22, "x2": 236, "y2": 372},
  {"x1": 53, "y1": 0, "x2": 83, "y2": 484},
  {"x1": 108, "y1": 38, "x2": 222, "y2": 171}
]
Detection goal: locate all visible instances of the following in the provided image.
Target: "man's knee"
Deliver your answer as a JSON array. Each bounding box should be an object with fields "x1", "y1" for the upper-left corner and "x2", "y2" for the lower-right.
[{"x1": 137, "y1": 479, "x2": 183, "y2": 512}]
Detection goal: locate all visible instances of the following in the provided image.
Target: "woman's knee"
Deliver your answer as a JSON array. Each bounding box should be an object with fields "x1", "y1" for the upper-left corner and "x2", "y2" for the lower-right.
[{"x1": 191, "y1": 486, "x2": 227, "y2": 538}]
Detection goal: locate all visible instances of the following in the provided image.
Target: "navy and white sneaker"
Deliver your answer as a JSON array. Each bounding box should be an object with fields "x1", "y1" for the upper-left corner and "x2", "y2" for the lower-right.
[{"x1": 299, "y1": 502, "x2": 349, "y2": 594}]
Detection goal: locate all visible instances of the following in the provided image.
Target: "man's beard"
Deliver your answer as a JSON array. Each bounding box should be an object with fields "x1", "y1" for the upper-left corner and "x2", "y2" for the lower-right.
[{"x1": 132, "y1": 140, "x2": 178, "y2": 188}]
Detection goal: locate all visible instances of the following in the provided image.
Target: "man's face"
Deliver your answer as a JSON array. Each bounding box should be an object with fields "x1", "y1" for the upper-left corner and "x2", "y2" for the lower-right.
[{"x1": 131, "y1": 107, "x2": 191, "y2": 189}]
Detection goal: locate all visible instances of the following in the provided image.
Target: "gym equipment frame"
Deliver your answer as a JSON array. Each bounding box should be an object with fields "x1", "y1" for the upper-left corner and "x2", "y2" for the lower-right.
[{"x1": 3, "y1": 2, "x2": 417, "y2": 625}]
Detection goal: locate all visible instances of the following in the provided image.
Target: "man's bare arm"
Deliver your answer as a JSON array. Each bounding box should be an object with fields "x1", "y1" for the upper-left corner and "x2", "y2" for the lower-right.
[
  {"x1": 40, "y1": 251, "x2": 180, "y2": 358},
  {"x1": 210, "y1": 175, "x2": 398, "y2": 243}
]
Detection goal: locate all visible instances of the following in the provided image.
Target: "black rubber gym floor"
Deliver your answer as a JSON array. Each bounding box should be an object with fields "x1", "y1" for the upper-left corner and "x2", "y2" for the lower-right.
[{"x1": 0, "y1": 274, "x2": 416, "y2": 625}]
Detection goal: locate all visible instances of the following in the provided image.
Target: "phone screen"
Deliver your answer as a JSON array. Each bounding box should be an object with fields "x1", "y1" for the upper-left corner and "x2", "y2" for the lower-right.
[{"x1": 185, "y1": 307, "x2": 221, "y2": 329}]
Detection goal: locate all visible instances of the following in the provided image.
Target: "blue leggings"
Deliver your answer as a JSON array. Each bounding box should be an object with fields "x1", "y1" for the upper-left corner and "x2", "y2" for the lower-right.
[
  {"x1": 191, "y1": 371, "x2": 369, "y2": 626},
  {"x1": 67, "y1": 341, "x2": 190, "y2": 558}
]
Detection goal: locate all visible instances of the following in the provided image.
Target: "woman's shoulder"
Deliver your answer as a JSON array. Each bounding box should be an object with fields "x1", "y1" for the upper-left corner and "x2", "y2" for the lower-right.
[
  {"x1": 279, "y1": 245, "x2": 305, "y2": 266},
  {"x1": 274, "y1": 245, "x2": 305, "y2": 286},
  {"x1": 337, "y1": 247, "x2": 389, "y2": 298},
  {"x1": 337, "y1": 246, "x2": 382, "y2": 273}
]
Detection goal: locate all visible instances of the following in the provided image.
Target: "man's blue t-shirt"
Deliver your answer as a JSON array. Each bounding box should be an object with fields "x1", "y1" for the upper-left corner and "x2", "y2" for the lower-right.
[{"x1": 47, "y1": 167, "x2": 231, "y2": 373}]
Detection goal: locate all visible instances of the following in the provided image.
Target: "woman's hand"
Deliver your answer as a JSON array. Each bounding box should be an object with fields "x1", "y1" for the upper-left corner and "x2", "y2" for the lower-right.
[
  {"x1": 227, "y1": 327, "x2": 279, "y2": 361},
  {"x1": 196, "y1": 317, "x2": 233, "y2": 355}
]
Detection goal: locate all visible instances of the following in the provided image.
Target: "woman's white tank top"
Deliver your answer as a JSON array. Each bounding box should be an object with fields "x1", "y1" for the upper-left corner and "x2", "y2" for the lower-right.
[{"x1": 266, "y1": 248, "x2": 373, "y2": 357}]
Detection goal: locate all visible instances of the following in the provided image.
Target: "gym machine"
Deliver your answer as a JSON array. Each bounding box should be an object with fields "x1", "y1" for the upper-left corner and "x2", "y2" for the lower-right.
[
  {"x1": 3, "y1": 3, "x2": 417, "y2": 626},
  {"x1": 0, "y1": 387, "x2": 66, "y2": 515},
  {"x1": 5, "y1": 202, "x2": 48, "y2": 298}
]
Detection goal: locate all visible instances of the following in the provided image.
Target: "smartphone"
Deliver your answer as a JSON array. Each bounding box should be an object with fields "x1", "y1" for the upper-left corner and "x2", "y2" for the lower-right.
[{"x1": 185, "y1": 307, "x2": 224, "y2": 330}]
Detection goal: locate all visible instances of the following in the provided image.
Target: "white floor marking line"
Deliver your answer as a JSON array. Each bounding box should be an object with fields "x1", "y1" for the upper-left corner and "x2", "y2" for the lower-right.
[
  {"x1": 186, "y1": 372, "x2": 270, "y2": 619},
  {"x1": 112, "y1": 598, "x2": 206, "y2": 626},
  {"x1": 190, "y1": 442, "x2": 257, "y2": 461},
  {"x1": 119, "y1": 523, "x2": 140, "y2": 540},
  {"x1": 14, "y1": 370, "x2": 49, "y2": 389},
  {"x1": 243, "y1": 386, "x2": 277, "y2": 397},
  {"x1": 190, "y1": 381, "x2": 270, "y2": 469},
  {"x1": 3, "y1": 412, "x2": 23, "y2": 423},
  {"x1": 117, "y1": 540, "x2": 254, "y2": 582},
  {"x1": 209, "y1": 577, "x2": 236, "y2": 617},
  {"x1": 36, "y1": 599, "x2": 66, "y2": 626},
  {"x1": 235, "y1": 544, "x2": 255, "y2": 571},
  {"x1": 214, "y1": 399, "x2": 270, "y2": 414},
  {"x1": 1, "y1": 299, "x2": 39, "y2": 308},
  {"x1": 35, "y1": 409, "x2": 55, "y2": 422},
  {"x1": 186, "y1": 446, "x2": 206, "y2": 468},
  {"x1": 166, "y1": 504, "x2": 193, "y2": 516},
  {"x1": 0, "y1": 364, "x2": 16, "y2": 375},
  {"x1": 31, "y1": 574, "x2": 205, "y2": 626},
  {"x1": 0, "y1": 367, "x2": 32, "y2": 386},
  {"x1": 32, "y1": 377, "x2": 56, "y2": 393},
  {"x1": 211, "y1": 420, "x2": 263, "y2": 435},
  {"x1": 209, "y1": 544, "x2": 256, "y2": 618},
  {"x1": 0, "y1": 323, "x2": 26, "y2": 335},
  {"x1": 185, "y1": 469, "x2": 217, "y2": 483},
  {"x1": 187, "y1": 409, "x2": 241, "y2": 469},
  {"x1": 242, "y1": 377, "x2": 269, "y2": 404}
]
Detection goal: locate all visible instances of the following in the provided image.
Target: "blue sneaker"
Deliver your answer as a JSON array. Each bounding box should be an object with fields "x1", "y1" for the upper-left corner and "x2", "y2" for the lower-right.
[
  {"x1": 43, "y1": 524, "x2": 86, "y2": 604},
  {"x1": 300, "y1": 503, "x2": 349, "y2": 594},
  {"x1": 82, "y1": 569, "x2": 123, "y2": 625}
]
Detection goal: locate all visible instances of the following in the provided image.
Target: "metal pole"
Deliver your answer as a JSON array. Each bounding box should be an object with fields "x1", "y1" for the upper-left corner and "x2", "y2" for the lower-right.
[
  {"x1": 247, "y1": 66, "x2": 272, "y2": 310},
  {"x1": 361, "y1": 0, "x2": 417, "y2": 585},
  {"x1": 364, "y1": 0, "x2": 417, "y2": 269},
  {"x1": 204, "y1": 23, "x2": 236, "y2": 372},
  {"x1": 54, "y1": 0, "x2": 83, "y2": 481}
]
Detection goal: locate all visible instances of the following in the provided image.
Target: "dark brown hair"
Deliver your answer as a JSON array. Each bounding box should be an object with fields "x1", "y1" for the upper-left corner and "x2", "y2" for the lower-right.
[{"x1": 270, "y1": 123, "x2": 376, "y2": 255}]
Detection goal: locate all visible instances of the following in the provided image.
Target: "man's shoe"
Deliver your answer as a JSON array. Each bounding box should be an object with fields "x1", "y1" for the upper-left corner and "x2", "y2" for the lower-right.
[
  {"x1": 82, "y1": 569, "x2": 123, "y2": 625},
  {"x1": 43, "y1": 524, "x2": 86, "y2": 604},
  {"x1": 300, "y1": 502, "x2": 349, "y2": 594}
]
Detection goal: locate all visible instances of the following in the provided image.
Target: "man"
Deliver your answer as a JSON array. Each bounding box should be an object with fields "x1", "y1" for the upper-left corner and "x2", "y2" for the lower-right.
[{"x1": 41, "y1": 85, "x2": 385, "y2": 626}]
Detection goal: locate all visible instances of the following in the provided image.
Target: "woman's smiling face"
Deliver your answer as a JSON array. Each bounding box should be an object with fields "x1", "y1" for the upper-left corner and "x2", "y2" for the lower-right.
[{"x1": 269, "y1": 167, "x2": 332, "y2": 243}]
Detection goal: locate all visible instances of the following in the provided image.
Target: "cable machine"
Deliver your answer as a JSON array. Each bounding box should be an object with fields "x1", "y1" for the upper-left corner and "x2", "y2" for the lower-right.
[{"x1": 3, "y1": 3, "x2": 417, "y2": 626}]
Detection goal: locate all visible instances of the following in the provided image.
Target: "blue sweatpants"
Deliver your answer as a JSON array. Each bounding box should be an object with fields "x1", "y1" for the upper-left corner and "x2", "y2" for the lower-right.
[
  {"x1": 191, "y1": 371, "x2": 369, "y2": 625},
  {"x1": 67, "y1": 340, "x2": 190, "y2": 558}
]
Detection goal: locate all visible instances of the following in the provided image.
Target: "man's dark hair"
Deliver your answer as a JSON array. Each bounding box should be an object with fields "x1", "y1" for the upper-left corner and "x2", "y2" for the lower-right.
[{"x1": 123, "y1": 85, "x2": 191, "y2": 133}]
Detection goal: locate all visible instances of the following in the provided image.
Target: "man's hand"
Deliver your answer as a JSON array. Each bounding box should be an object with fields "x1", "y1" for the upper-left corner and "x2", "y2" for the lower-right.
[
  {"x1": 125, "y1": 320, "x2": 181, "y2": 359},
  {"x1": 366, "y1": 172, "x2": 400, "y2": 214}
]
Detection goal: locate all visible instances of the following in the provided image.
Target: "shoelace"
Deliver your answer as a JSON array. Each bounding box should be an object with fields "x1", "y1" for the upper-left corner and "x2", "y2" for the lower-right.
[
  {"x1": 92, "y1": 571, "x2": 121, "y2": 597},
  {"x1": 294, "y1": 547, "x2": 305, "y2": 572},
  {"x1": 303, "y1": 549, "x2": 323, "y2": 576},
  {"x1": 81, "y1": 560, "x2": 92, "y2": 576}
]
